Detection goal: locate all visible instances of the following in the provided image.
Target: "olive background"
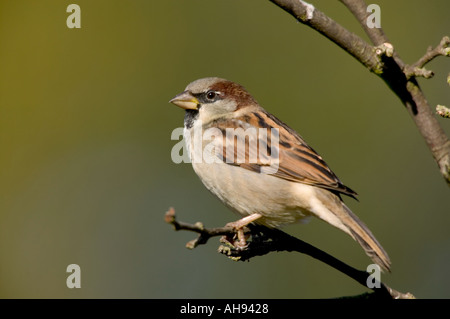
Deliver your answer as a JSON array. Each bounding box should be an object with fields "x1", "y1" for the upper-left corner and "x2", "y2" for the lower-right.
[{"x1": 0, "y1": 0, "x2": 449, "y2": 298}]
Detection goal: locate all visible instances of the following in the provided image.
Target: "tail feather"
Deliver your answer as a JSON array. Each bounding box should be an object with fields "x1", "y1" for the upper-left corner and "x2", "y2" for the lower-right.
[
  {"x1": 313, "y1": 189, "x2": 391, "y2": 272},
  {"x1": 341, "y1": 203, "x2": 391, "y2": 272}
]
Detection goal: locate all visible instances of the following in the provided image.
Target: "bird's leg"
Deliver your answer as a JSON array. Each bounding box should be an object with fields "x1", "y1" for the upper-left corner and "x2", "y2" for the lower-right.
[{"x1": 222, "y1": 213, "x2": 262, "y2": 248}]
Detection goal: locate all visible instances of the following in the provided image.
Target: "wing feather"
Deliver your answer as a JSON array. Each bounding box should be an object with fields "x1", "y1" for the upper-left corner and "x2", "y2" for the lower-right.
[{"x1": 210, "y1": 109, "x2": 357, "y2": 199}]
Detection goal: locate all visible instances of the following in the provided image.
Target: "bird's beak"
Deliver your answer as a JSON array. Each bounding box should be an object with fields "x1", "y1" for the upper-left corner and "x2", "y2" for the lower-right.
[{"x1": 169, "y1": 91, "x2": 199, "y2": 110}]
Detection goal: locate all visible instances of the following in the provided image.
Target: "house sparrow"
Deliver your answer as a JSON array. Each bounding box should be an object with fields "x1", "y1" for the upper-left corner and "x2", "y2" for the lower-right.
[{"x1": 169, "y1": 77, "x2": 391, "y2": 272}]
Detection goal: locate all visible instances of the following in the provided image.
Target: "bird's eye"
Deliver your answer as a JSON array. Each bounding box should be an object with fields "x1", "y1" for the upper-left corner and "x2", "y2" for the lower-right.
[{"x1": 206, "y1": 90, "x2": 217, "y2": 100}]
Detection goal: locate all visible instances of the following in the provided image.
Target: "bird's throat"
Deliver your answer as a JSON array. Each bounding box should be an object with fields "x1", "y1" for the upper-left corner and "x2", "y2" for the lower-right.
[{"x1": 184, "y1": 109, "x2": 199, "y2": 129}]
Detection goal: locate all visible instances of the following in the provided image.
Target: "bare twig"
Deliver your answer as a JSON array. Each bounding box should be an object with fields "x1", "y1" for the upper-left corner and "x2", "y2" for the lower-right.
[
  {"x1": 165, "y1": 207, "x2": 415, "y2": 299},
  {"x1": 412, "y1": 36, "x2": 450, "y2": 68},
  {"x1": 405, "y1": 36, "x2": 450, "y2": 79},
  {"x1": 339, "y1": 0, "x2": 389, "y2": 46},
  {"x1": 268, "y1": 0, "x2": 384, "y2": 74},
  {"x1": 165, "y1": 207, "x2": 235, "y2": 248}
]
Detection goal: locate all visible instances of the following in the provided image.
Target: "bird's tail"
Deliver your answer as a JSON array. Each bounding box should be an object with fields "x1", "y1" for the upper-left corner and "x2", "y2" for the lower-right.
[
  {"x1": 314, "y1": 190, "x2": 391, "y2": 272},
  {"x1": 340, "y1": 203, "x2": 391, "y2": 272}
]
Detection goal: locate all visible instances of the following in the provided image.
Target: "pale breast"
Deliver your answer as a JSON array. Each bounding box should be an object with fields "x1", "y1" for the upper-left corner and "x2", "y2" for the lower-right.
[
  {"x1": 191, "y1": 160, "x2": 313, "y2": 228},
  {"x1": 185, "y1": 120, "x2": 313, "y2": 228}
]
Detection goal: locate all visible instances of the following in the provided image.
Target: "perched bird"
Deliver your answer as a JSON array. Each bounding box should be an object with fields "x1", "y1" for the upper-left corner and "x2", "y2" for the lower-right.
[{"x1": 169, "y1": 77, "x2": 391, "y2": 272}]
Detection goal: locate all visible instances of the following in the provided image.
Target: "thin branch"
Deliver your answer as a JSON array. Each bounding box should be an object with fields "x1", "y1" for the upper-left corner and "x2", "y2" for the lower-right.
[
  {"x1": 165, "y1": 207, "x2": 234, "y2": 249},
  {"x1": 405, "y1": 36, "x2": 450, "y2": 79},
  {"x1": 412, "y1": 36, "x2": 450, "y2": 68},
  {"x1": 339, "y1": 0, "x2": 389, "y2": 46},
  {"x1": 338, "y1": 0, "x2": 408, "y2": 77},
  {"x1": 268, "y1": 0, "x2": 383, "y2": 74},
  {"x1": 165, "y1": 207, "x2": 415, "y2": 299}
]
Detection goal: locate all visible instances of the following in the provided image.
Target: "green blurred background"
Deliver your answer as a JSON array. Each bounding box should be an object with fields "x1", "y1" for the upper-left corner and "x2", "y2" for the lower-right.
[{"x1": 0, "y1": 0, "x2": 449, "y2": 298}]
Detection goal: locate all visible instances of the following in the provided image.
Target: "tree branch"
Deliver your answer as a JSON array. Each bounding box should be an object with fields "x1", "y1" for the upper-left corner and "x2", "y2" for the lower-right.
[
  {"x1": 268, "y1": 0, "x2": 384, "y2": 74},
  {"x1": 165, "y1": 207, "x2": 414, "y2": 299},
  {"x1": 269, "y1": 0, "x2": 450, "y2": 185},
  {"x1": 164, "y1": 207, "x2": 234, "y2": 249},
  {"x1": 339, "y1": 0, "x2": 389, "y2": 46},
  {"x1": 405, "y1": 36, "x2": 450, "y2": 79},
  {"x1": 412, "y1": 36, "x2": 450, "y2": 68}
]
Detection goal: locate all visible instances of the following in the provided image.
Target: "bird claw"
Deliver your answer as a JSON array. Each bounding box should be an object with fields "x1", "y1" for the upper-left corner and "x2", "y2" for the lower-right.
[
  {"x1": 221, "y1": 225, "x2": 250, "y2": 249},
  {"x1": 222, "y1": 214, "x2": 262, "y2": 249}
]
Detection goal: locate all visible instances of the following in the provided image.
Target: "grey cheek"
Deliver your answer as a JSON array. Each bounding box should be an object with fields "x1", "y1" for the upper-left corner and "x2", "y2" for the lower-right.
[{"x1": 215, "y1": 100, "x2": 238, "y2": 113}]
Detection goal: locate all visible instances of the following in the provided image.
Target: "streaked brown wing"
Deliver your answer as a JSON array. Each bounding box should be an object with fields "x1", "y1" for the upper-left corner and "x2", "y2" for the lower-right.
[{"x1": 211, "y1": 109, "x2": 357, "y2": 199}]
